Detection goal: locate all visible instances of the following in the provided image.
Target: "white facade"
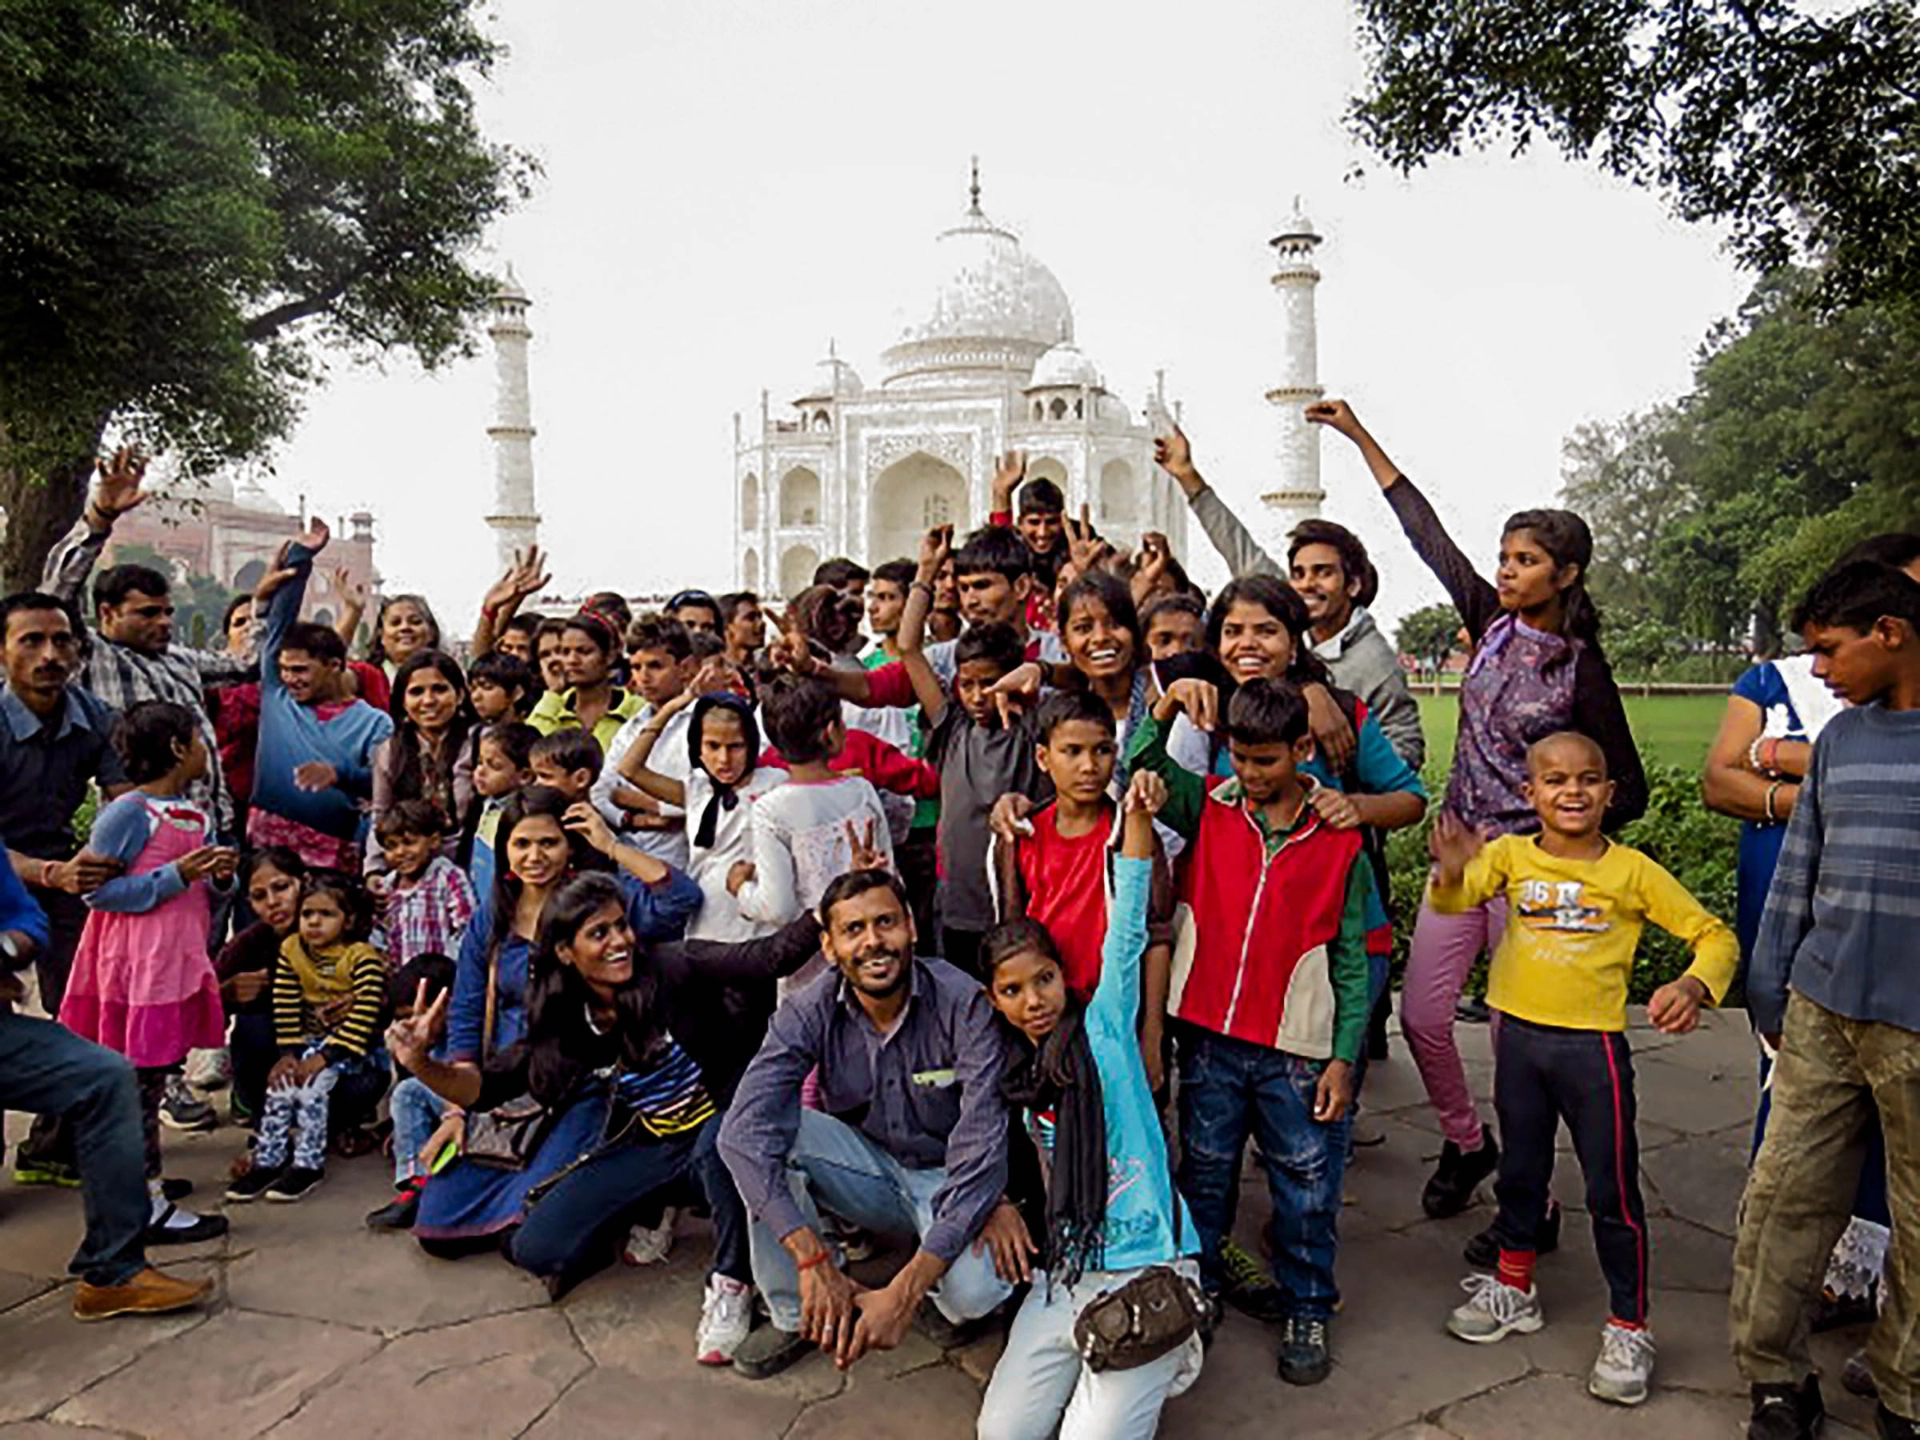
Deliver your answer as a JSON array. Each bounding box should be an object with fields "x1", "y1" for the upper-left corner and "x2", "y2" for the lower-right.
[
  {"x1": 735, "y1": 175, "x2": 1185, "y2": 598},
  {"x1": 486, "y1": 269, "x2": 540, "y2": 571},
  {"x1": 1258, "y1": 200, "x2": 1327, "y2": 555}
]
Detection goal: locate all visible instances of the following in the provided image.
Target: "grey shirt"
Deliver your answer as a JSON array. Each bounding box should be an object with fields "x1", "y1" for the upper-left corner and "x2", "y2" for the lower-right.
[{"x1": 718, "y1": 954, "x2": 1008, "y2": 1264}]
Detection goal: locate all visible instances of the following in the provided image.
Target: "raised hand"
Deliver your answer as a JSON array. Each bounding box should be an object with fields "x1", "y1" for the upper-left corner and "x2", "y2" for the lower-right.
[
  {"x1": 1151, "y1": 425, "x2": 1195, "y2": 480},
  {"x1": 1064, "y1": 505, "x2": 1111, "y2": 576},
  {"x1": 485, "y1": 546, "x2": 551, "y2": 612},
  {"x1": 985, "y1": 661, "x2": 1043, "y2": 728},
  {"x1": 917, "y1": 524, "x2": 954, "y2": 581},
  {"x1": 1132, "y1": 531, "x2": 1172, "y2": 603},
  {"x1": 386, "y1": 981, "x2": 449, "y2": 1075},
  {"x1": 1124, "y1": 768, "x2": 1168, "y2": 818},
  {"x1": 991, "y1": 451, "x2": 1027, "y2": 509},
  {"x1": 768, "y1": 608, "x2": 819, "y2": 676},
  {"x1": 988, "y1": 792, "x2": 1037, "y2": 845},
  {"x1": 843, "y1": 817, "x2": 887, "y2": 872},
  {"x1": 563, "y1": 801, "x2": 617, "y2": 856},
  {"x1": 1303, "y1": 399, "x2": 1366, "y2": 442},
  {"x1": 293, "y1": 515, "x2": 331, "y2": 556},
  {"x1": 90, "y1": 447, "x2": 151, "y2": 521},
  {"x1": 687, "y1": 655, "x2": 745, "y2": 697},
  {"x1": 1427, "y1": 812, "x2": 1486, "y2": 887}
]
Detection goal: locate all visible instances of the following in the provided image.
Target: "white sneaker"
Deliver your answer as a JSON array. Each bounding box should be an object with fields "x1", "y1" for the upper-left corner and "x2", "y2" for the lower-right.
[
  {"x1": 183, "y1": 1047, "x2": 231, "y2": 1091},
  {"x1": 623, "y1": 1207, "x2": 677, "y2": 1266},
  {"x1": 1446, "y1": 1273, "x2": 1544, "y2": 1344},
  {"x1": 695, "y1": 1274, "x2": 754, "y2": 1366},
  {"x1": 1588, "y1": 1322, "x2": 1655, "y2": 1405}
]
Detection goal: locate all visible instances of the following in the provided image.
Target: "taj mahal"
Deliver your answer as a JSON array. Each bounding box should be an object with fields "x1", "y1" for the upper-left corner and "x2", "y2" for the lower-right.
[{"x1": 484, "y1": 166, "x2": 1331, "y2": 601}]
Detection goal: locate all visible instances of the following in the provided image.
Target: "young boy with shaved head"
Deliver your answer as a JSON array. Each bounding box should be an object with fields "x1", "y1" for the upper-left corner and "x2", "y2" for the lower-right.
[{"x1": 1425, "y1": 731, "x2": 1739, "y2": 1408}]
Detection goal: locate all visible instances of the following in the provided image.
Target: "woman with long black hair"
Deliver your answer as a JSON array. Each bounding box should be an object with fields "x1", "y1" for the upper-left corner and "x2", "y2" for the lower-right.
[
  {"x1": 1308, "y1": 397, "x2": 1645, "y2": 1230},
  {"x1": 388, "y1": 870, "x2": 823, "y2": 1362},
  {"x1": 367, "y1": 650, "x2": 477, "y2": 873}
]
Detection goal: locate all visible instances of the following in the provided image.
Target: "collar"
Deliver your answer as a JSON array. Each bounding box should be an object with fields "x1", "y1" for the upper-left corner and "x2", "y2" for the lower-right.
[
  {"x1": 2, "y1": 685, "x2": 88, "y2": 742},
  {"x1": 1208, "y1": 771, "x2": 1323, "y2": 828},
  {"x1": 1310, "y1": 606, "x2": 1370, "y2": 660},
  {"x1": 834, "y1": 952, "x2": 924, "y2": 1033}
]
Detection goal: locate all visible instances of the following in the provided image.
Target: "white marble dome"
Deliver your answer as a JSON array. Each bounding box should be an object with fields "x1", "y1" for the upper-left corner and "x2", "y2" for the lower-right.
[
  {"x1": 1026, "y1": 340, "x2": 1103, "y2": 392},
  {"x1": 882, "y1": 195, "x2": 1075, "y2": 388}
]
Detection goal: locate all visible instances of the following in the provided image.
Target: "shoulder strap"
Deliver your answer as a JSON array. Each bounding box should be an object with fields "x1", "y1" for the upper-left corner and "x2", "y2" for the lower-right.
[{"x1": 482, "y1": 936, "x2": 499, "y2": 1059}]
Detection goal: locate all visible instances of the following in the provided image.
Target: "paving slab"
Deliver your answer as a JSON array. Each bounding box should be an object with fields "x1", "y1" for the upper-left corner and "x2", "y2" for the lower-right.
[
  {"x1": 520, "y1": 1364, "x2": 804, "y2": 1440},
  {"x1": 1435, "y1": 1371, "x2": 1750, "y2": 1437},
  {"x1": 784, "y1": 1361, "x2": 983, "y2": 1440},
  {"x1": 0, "y1": 1287, "x2": 205, "y2": 1424},
  {"x1": 50, "y1": 1309, "x2": 380, "y2": 1440},
  {"x1": 264, "y1": 1307, "x2": 589, "y2": 1440},
  {"x1": 1642, "y1": 1121, "x2": 1752, "y2": 1236},
  {"x1": 0, "y1": 1270, "x2": 54, "y2": 1313}
]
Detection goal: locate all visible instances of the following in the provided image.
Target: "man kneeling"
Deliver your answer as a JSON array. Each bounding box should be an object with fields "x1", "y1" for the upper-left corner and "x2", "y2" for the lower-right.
[{"x1": 719, "y1": 869, "x2": 1011, "y2": 1379}]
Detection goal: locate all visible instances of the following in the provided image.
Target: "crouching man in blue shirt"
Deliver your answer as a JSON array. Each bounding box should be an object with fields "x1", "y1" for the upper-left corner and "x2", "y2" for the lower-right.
[
  {"x1": 720, "y1": 868, "x2": 1012, "y2": 1380},
  {"x1": 0, "y1": 844, "x2": 208, "y2": 1321}
]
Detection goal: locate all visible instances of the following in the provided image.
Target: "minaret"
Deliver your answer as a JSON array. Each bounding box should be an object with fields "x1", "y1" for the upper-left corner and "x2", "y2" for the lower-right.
[
  {"x1": 1258, "y1": 200, "x2": 1326, "y2": 549},
  {"x1": 485, "y1": 267, "x2": 539, "y2": 569}
]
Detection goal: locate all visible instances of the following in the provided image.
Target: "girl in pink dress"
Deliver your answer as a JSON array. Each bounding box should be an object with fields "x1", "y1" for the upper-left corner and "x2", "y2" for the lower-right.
[{"x1": 61, "y1": 702, "x2": 238, "y2": 1244}]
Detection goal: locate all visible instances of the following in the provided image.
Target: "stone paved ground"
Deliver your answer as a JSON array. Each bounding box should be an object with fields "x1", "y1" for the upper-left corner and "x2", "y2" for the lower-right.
[{"x1": 0, "y1": 1009, "x2": 1887, "y2": 1439}]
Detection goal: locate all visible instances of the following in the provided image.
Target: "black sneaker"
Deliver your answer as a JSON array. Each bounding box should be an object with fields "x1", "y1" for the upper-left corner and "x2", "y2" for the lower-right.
[
  {"x1": 1747, "y1": 1376, "x2": 1824, "y2": 1440},
  {"x1": 366, "y1": 1185, "x2": 422, "y2": 1231},
  {"x1": 159, "y1": 1076, "x2": 218, "y2": 1133},
  {"x1": 160, "y1": 1177, "x2": 194, "y2": 1202},
  {"x1": 265, "y1": 1166, "x2": 325, "y2": 1203},
  {"x1": 1843, "y1": 1350, "x2": 1878, "y2": 1399},
  {"x1": 1463, "y1": 1202, "x2": 1561, "y2": 1269},
  {"x1": 1878, "y1": 1403, "x2": 1919, "y2": 1440},
  {"x1": 1277, "y1": 1316, "x2": 1332, "y2": 1386},
  {"x1": 1220, "y1": 1238, "x2": 1289, "y2": 1323},
  {"x1": 732, "y1": 1325, "x2": 813, "y2": 1381},
  {"x1": 1455, "y1": 994, "x2": 1491, "y2": 1024},
  {"x1": 1423, "y1": 1126, "x2": 1499, "y2": 1220},
  {"x1": 1810, "y1": 1282, "x2": 1878, "y2": 1334},
  {"x1": 144, "y1": 1203, "x2": 229, "y2": 1246},
  {"x1": 224, "y1": 1163, "x2": 284, "y2": 1202}
]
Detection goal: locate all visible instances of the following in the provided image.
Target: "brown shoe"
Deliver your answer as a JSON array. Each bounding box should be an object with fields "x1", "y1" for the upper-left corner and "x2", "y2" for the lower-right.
[{"x1": 72, "y1": 1267, "x2": 212, "y2": 1322}]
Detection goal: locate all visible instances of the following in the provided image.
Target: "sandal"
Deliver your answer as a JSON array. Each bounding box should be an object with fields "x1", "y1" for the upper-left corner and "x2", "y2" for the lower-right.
[{"x1": 331, "y1": 1127, "x2": 379, "y2": 1160}]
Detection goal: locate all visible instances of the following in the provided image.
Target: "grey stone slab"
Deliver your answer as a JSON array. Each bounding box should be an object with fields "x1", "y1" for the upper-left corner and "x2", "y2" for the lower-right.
[
  {"x1": 0, "y1": 1186, "x2": 100, "y2": 1281},
  {"x1": 1633, "y1": 1051, "x2": 1759, "y2": 1136},
  {"x1": 0, "y1": 1424, "x2": 147, "y2": 1439},
  {"x1": 784, "y1": 1361, "x2": 983, "y2": 1440},
  {"x1": 0, "y1": 1287, "x2": 205, "y2": 1423},
  {"x1": 1436, "y1": 1370, "x2": 1750, "y2": 1437},
  {"x1": 522, "y1": 1365, "x2": 803, "y2": 1440},
  {"x1": 265, "y1": 1308, "x2": 588, "y2": 1440},
  {"x1": 1647, "y1": 1215, "x2": 1736, "y2": 1294},
  {"x1": 224, "y1": 1219, "x2": 546, "y2": 1334},
  {"x1": 0, "y1": 1270, "x2": 53, "y2": 1313},
  {"x1": 1643, "y1": 1122, "x2": 1752, "y2": 1236},
  {"x1": 51, "y1": 1309, "x2": 380, "y2": 1440},
  {"x1": 1517, "y1": 1288, "x2": 1744, "y2": 1395}
]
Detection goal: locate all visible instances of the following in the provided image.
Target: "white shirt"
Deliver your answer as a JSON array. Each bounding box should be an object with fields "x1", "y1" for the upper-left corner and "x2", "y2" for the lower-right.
[{"x1": 591, "y1": 704, "x2": 693, "y2": 869}]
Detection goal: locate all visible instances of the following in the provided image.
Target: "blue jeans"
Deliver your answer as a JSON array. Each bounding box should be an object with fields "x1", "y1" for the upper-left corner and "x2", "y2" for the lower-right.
[
  {"x1": 1175, "y1": 1025, "x2": 1350, "y2": 1319},
  {"x1": 0, "y1": 1010, "x2": 148, "y2": 1286},
  {"x1": 390, "y1": 1076, "x2": 447, "y2": 1185},
  {"x1": 747, "y1": 1109, "x2": 1014, "y2": 1333},
  {"x1": 507, "y1": 1116, "x2": 746, "y2": 1298}
]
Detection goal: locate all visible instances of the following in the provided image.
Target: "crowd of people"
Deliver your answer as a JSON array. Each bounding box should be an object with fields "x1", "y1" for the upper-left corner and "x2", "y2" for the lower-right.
[{"x1": 0, "y1": 403, "x2": 1913, "y2": 1440}]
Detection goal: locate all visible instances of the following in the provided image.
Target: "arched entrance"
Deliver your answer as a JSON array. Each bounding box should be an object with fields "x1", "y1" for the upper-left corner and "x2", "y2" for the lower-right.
[
  {"x1": 868, "y1": 451, "x2": 967, "y2": 566},
  {"x1": 742, "y1": 547, "x2": 761, "y2": 592},
  {"x1": 741, "y1": 474, "x2": 760, "y2": 531},
  {"x1": 1100, "y1": 458, "x2": 1137, "y2": 526},
  {"x1": 779, "y1": 467, "x2": 821, "y2": 528},
  {"x1": 779, "y1": 544, "x2": 820, "y2": 600}
]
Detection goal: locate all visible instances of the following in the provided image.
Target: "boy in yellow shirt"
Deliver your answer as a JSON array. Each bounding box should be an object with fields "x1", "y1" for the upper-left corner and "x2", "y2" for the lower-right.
[{"x1": 1429, "y1": 732, "x2": 1737, "y2": 1408}]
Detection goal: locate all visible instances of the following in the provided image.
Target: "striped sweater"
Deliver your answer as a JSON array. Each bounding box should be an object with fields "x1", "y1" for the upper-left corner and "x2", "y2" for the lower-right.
[
  {"x1": 273, "y1": 937, "x2": 388, "y2": 1061},
  {"x1": 1749, "y1": 704, "x2": 1920, "y2": 1036}
]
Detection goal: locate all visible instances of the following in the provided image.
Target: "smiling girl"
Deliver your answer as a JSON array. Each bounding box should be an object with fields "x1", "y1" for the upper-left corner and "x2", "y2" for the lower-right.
[
  {"x1": 1308, "y1": 397, "x2": 1645, "y2": 1229},
  {"x1": 368, "y1": 650, "x2": 477, "y2": 873}
]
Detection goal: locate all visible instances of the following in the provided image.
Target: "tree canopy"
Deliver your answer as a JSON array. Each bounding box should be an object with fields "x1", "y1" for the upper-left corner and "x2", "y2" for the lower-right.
[
  {"x1": 0, "y1": 0, "x2": 533, "y2": 589},
  {"x1": 1346, "y1": 0, "x2": 1920, "y2": 306},
  {"x1": 1559, "y1": 271, "x2": 1920, "y2": 649},
  {"x1": 1394, "y1": 602, "x2": 1462, "y2": 672}
]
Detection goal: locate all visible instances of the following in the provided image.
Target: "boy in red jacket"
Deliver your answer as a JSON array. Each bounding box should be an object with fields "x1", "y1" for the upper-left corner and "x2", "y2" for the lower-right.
[{"x1": 1129, "y1": 676, "x2": 1369, "y2": 1388}]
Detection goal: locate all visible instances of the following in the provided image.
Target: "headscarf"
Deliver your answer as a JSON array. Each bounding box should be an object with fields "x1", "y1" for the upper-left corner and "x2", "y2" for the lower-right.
[
  {"x1": 687, "y1": 691, "x2": 761, "y2": 850},
  {"x1": 1000, "y1": 1000, "x2": 1108, "y2": 1291}
]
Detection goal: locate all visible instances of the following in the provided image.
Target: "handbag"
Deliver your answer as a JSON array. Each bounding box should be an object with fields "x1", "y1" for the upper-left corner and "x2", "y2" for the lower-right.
[
  {"x1": 461, "y1": 1093, "x2": 556, "y2": 1172},
  {"x1": 460, "y1": 942, "x2": 555, "y2": 1171},
  {"x1": 1070, "y1": 1150, "x2": 1208, "y2": 1372}
]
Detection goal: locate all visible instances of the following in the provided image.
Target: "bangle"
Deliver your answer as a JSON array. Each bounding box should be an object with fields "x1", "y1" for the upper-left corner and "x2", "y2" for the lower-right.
[
  {"x1": 1764, "y1": 779, "x2": 1784, "y2": 823},
  {"x1": 795, "y1": 1247, "x2": 832, "y2": 1272},
  {"x1": 1762, "y1": 736, "x2": 1782, "y2": 774},
  {"x1": 910, "y1": 580, "x2": 934, "y2": 595},
  {"x1": 1746, "y1": 736, "x2": 1766, "y2": 775}
]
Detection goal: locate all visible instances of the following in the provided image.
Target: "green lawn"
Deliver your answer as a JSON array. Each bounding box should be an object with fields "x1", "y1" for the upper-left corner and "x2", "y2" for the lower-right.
[{"x1": 1414, "y1": 692, "x2": 1726, "y2": 780}]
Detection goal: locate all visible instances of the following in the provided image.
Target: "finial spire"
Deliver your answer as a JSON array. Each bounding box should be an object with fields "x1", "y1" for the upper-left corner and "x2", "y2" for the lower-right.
[{"x1": 969, "y1": 155, "x2": 982, "y2": 216}]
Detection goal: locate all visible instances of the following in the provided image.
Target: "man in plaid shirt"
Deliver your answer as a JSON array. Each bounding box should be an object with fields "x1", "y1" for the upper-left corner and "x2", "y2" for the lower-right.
[{"x1": 42, "y1": 451, "x2": 262, "y2": 840}]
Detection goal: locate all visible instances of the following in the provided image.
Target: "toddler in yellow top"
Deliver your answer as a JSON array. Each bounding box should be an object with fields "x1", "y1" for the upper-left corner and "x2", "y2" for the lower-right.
[{"x1": 1428, "y1": 732, "x2": 1737, "y2": 1410}]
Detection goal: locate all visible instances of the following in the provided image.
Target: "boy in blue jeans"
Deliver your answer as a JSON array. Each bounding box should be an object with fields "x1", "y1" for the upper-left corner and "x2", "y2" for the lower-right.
[
  {"x1": 1129, "y1": 676, "x2": 1369, "y2": 1386},
  {"x1": 365, "y1": 952, "x2": 457, "y2": 1231}
]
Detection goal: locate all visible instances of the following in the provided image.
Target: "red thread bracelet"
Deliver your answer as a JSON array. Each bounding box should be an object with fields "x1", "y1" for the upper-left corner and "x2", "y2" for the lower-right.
[{"x1": 796, "y1": 1248, "x2": 831, "y2": 1272}]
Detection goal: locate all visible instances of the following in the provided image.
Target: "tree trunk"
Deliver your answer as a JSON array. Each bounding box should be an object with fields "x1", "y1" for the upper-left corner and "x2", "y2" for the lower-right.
[{"x1": 1, "y1": 454, "x2": 93, "y2": 597}]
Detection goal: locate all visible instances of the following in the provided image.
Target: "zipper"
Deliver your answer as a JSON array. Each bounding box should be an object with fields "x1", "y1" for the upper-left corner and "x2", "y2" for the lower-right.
[{"x1": 1219, "y1": 802, "x2": 1315, "y2": 1035}]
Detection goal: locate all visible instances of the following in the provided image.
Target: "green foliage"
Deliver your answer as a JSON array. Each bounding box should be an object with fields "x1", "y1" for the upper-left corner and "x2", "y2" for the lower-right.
[
  {"x1": 1385, "y1": 767, "x2": 1738, "y2": 1004},
  {"x1": 1346, "y1": 0, "x2": 1920, "y2": 307},
  {"x1": 1394, "y1": 602, "x2": 1463, "y2": 671},
  {"x1": 106, "y1": 544, "x2": 235, "y2": 653},
  {"x1": 1558, "y1": 271, "x2": 1920, "y2": 647},
  {"x1": 0, "y1": 0, "x2": 535, "y2": 587}
]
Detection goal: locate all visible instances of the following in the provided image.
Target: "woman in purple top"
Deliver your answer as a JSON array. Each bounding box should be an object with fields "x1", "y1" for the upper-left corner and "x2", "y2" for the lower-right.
[{"x1": 1309, "y1": 399, "x2": 1646, "y2": 1224}]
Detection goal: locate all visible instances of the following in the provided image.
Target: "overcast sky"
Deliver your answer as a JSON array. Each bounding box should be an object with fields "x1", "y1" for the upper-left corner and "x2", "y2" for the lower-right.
[{"x1": 253, "y1": 0, "x2": 1752, "y2": 638}]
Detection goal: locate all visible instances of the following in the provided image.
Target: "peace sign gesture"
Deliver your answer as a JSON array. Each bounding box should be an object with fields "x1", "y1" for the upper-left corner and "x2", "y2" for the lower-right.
[
  {"x1": 386, "y1": 981, "x2": 450, "y2": 1075},
  {"x1": 843, "y1": 817, "x2": 888, "y2": 873},
  {"x1": 1064, "y1": 504, "x2": 1112, "y2": 576}
]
